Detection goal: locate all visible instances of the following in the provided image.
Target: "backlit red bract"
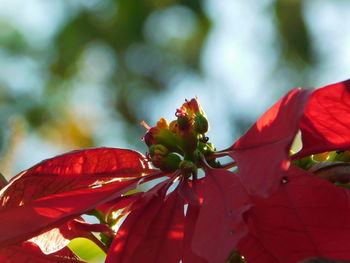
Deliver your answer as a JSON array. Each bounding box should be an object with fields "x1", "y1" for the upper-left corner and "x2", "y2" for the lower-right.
[{"x1": 1, "y1": 79, "x2": 350, "y2": 263}]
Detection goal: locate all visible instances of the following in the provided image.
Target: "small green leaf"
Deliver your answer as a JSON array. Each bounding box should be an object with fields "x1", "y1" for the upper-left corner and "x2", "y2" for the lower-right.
[{"x1": 68, "y1": 237, "x2": 106, "y2": 263}]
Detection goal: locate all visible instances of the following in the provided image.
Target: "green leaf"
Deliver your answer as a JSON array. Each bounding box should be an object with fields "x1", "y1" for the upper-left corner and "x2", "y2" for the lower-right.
[{"x1": 68, "y1": 238, "x2": 106, "y2": 263}]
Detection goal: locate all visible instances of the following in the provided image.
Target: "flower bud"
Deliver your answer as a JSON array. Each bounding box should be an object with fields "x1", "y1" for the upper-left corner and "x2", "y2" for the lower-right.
[
  {"x1": 197, "y1": 141, "x2": 214, "y2": 156},
  {"x1": 149, "y1": 144, "x2": 168, "y2": 157},
  {"x1": 155, "y1": 129, "x2": 182, "y2": 153},
  {"x1": 194, "y1": 113, "x2": 209, "y2": 134},
  {"x1": 152, "y1": 153, "x2": 181, "y2": 173},
  {"x1": 179, "y1": 160, "x2": 197, "y2": 178},
  {"x1": 143, "y1": 118, "x2": 182, "y2": 153},
  {"x1": 177, "y1": 115, "x2": 193, "y2": 132},
  {"x1": 156, "y1": 118, "x2": 169, "y2": 129},
  {"x1": 181, "y1": 132, "x2": 198, "y2": 157},
  {"x1": 182, "y1": 98, "x2": 204, "y2": 116},
  {"x1": 142, "y1": 97, "x2": 215, "y2": 176},
  {"x1": 169, "y1": 120, "x2": 179, "y2": 133},
  {"x1": 143, "y1": 118, "x2": 169, "y2": 147}
]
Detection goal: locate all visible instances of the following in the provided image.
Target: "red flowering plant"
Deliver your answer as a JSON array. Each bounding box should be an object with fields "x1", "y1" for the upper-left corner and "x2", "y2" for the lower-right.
[{"x1": 1, "y1": 79, "x2": 350, "y2": 263}]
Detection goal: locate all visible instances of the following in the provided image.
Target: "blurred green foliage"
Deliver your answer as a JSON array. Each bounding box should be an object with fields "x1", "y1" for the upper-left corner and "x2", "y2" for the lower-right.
[
  {"x1": 0, "y1": 0, "x2": 211, "y2": 176},
  {"x1": 52, "y1": 0, "x2": 210, "y2": 125},
  {"x1": 275, "y1": 0, "x2": 313, "y2": 66},
  {"x1": 0, "y1": 0, "x2": 320, "y2": 176},
  {"x1": 68, "y1": 237, "x2": 106, "y2": 262}
]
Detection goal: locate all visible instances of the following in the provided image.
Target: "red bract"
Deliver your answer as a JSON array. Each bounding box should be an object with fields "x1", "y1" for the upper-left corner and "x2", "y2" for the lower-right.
[
  {"x1": 238, "y1": 166, "x2": 350, "y2": 263},
  {"x1": 228, "y1": 88, "x2": 312, "y2": 197},
  {"x1": 0, "y1": 243, "x2": 85, "y2": 263},
  {"x1": 192, "y1": 169, "x2": 251, "y2": 263},
  {"x1": 1, "y1": 79, "x2": 350, "y2": 263},
  {"x1": 1, "y1": 147, "x2": 151, "y2": 208},
  {"x1": 106, "y1": 180, "x2": 184, "y2": 263},
  {"x1": 295, "y1": 79, "x2": 350, "y2": 158},
  {"x1": 0, "y1": 148, "x2": 152, "y2": 260},
  {"x1": 0, "y1": 176, "x2": 139, "y2": 246}
]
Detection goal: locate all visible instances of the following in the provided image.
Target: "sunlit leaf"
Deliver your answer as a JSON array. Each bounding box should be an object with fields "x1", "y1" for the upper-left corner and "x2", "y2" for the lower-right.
[
  {"x1": 192, "y1": 169, "x2": 251, "y2": 263},
  {"x1": 0, "y1": 178, "x2": 139, "y2": 247},
  {"x1": 295, "y1": 79, "x2": 350, "y2": 158},
  {"x1": 0, "y1": 148, "x2": 151, "y2": 209},
  {"x1": 0, "y1": 242, "x2": 85, "y2": 263},
  {"x1": 106, "y1": 179, "x2": 184, "y2": 263},
  {"x1": 182, "y1": 178, "x2": 207, "y2": 263},
  {"x1": 239, "y1": 165, "x2": 350, "y2": 262},
  {"x1": 229, "y1": 88, "x2": 311, "y2": 197},
  {"x1": 68, "y1": 238, "x2": 106, "y2": 263}
]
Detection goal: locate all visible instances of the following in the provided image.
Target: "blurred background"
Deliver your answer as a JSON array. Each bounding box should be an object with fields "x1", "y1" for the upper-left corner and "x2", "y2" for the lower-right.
[{"x1": 1, "y1": 0, "x2": 350, "y2": 178}]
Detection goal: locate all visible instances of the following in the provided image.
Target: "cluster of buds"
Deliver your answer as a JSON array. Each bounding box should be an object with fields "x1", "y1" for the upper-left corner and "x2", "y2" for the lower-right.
[{"x1": 142, "y1": 98, "x2": 215, "y2": 177}]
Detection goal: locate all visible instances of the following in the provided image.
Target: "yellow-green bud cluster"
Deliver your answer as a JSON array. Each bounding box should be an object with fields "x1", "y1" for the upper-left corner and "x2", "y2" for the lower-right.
[{"x1": 142, "y1": 98, "x2": 214, "y2": 176}]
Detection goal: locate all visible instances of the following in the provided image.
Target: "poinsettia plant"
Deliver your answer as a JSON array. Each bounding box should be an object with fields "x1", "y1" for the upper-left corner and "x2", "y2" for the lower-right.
[{"x1": 1, "y1": 79, "x2": 350, "y2": 263}]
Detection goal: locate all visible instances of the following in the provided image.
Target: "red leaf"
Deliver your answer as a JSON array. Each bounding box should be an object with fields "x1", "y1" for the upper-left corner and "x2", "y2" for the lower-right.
[
  {"x1": 177, "y1": 177, "x2": 200, "y2": 206},
  {"x1": 28, "y1": 218, "x2": 111, "y2": 255},
  {"x1": 182, "y1": 179, "x2": 207, "y2": 263},
  {"x1": 26, "y1": 215, "x2": 110, "y2": 254},
  {"x1": 28, "y1": 226, "x2": 72, "y2": 255},
  {"x1": 192, "y1": 169, "x2": 251, "y2": 263},
  {"x1": 106, "y1": 180, "x2": 185, "y2": 263},
  {"x1": 0, "y1": 148, "x2": 151, "y2": 209},
  {"x1": 239, "y1": 165, "x2": 350, "y2": 262},
  {"x1": 96, "y1": 192, "x2": 143, "y2": 218},
  {"x1": 68, "y1": 219, "x2": 113, "y2": 238},
  {"x1": 0, "y1": 148, "x2": 149, "y2": 253},
  {"x1": 229, "y1": 88, "x2": 312, "y2": 197},
  {"x1": 130, "y1": 191, "x2": 184, "y2": 262},
  {"x1": 0, "y1": 178, "x2": 139, "y2": 247},
  {"x1": 237, "y1": 234, "x2": 278, "y2": 263},
  {"x1": 295, "y1": 79, "x2": 350, "y2": 158},
  {"x1": 106, "y1": 180, "x2": 171, "y2": 263},
  {"x1": 0, "y1": 242, "x2": 85, "y2": 263}
]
